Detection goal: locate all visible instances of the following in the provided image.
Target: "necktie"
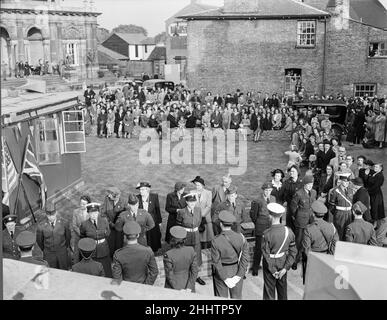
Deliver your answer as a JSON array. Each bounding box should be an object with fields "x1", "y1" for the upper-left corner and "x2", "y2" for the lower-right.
[
  {"x1": 10, "y1": 231, "x2": 14, "y2": 239},
  {"x1": 51, "y1": 222, "x2": 55, "y2": 229},
  {"x1": 93, "y1": 221, "x2": 97, "y2": 229},
  {"x1": 266, "y1": 198, "x2": 270, "y2": 204}
]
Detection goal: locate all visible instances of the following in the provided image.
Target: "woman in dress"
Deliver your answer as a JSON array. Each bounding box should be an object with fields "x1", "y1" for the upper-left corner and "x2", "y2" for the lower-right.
[{"x1": 106, "y1": 108, "x2": 115, "y2": 138}]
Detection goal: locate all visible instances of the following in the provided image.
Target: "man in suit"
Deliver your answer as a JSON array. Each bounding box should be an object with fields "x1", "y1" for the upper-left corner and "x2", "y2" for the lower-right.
[
  {"x1": 250, "y1": 182, "x2": 276, "y2": 276},
  {"x1": 115, "y1": 193, "x2": 155, "y2": 247},
  {"x1": 84, "y1": 85, "x2": 95, "y2": 107},
  {"x1": 289, "y1": 175, "x2": 316, "y2": 270},
  {"x1": 112, "y1": 221, "x2": 159, "y2": 285},
  {"x1": 3, "y1": 214, "x2": 22, "y2": 260},
  {"x1": 16, "y1": 231, "x2": 48, "y2": 266},
  {"x1": 213, "y1": 186, "x2": 249, "y2": 235},
  {"x1": 211, "y1": 211, "x2": 250, "y2": 299},
  {"x1": 165, "y1": 182, "x2": 187, "y2": 244},
  {"x1": 316, "y1": 140, "x2": 336, "y2": 173},
  {"x1": 71, "y1": 238, "x2": 105, "y2": 277},
  {"x1": 211, "y1": 174, "x2": 232, "y2": 216},
  {"x1": 136, "y1": 182, "x2": 162, "y2": 253},
  {"x1": 36, "y1": 202, "x2": 71, "y2": 270}
]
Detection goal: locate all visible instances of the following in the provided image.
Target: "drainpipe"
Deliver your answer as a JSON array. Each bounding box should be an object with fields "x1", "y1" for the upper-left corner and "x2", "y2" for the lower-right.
[{"x1": 322, "y1": 17, "x2": 327, "y2": 97}]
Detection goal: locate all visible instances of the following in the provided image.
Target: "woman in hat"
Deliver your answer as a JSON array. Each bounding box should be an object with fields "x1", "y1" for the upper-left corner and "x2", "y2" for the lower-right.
[
  {"x1": 165, "y1": 182, "x2": 187, "y2": 244},
  {"x1": 375, "y1": 109, "x2": 386, "y2": 149},
  {"x1": 163, "y1": 226, "x2": 198, "y2": 292},
  {"x1": 359, "y1": 159, "x2": 375, "y2": 189},
  {"x1": 319, "y1": 164, "x2": 335, "y2": 199},
  {"x1": 367, "y1": 163, "x2": 386, "y2": 226},
  {"x1": 270, "y1": 169, "x2": 284, "y2": 203},
  {"x1": 80, "y1": 203, "x2": 112, "y2": 277},
  {"x1": 72, "y1": 195, "x2": 91, "y2": 263}
]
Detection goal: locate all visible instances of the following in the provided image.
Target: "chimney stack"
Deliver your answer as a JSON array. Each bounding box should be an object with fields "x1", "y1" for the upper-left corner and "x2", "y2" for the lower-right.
[{"x1": 327, "y1": 0, "x2": 350, "y2": 30}]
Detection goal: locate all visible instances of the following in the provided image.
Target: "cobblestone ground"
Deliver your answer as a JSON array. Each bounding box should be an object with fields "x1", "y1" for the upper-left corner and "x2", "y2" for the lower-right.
[{"x1": 61, "y1": 129, "x2": 387, "y2": 300}]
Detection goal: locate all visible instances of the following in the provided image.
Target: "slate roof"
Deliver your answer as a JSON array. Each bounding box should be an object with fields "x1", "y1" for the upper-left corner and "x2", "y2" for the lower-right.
[
  {"x1": 347, "y1": 0, "x2": 387, "y2": 30},
  {"x1": 115, "y1": 33, "x2": 155, "y2": 45},
  {"x1": 98, "y1": 45, "x2": 129, "y2": 61},
  {"x1": 147, "y1": 46, "x2": 166, "y2": 61},
  {"x1": 168, "y1": 1, "x2": 218, "y2": 21}
]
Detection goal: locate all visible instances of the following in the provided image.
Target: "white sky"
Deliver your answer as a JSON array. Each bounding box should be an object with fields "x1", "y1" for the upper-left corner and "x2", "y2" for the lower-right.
[{"x1": 66, "y1": 0, "x2": 387, "y2": 37}]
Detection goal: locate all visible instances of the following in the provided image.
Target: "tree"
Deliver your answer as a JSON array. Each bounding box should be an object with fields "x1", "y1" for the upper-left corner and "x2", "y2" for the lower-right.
[
  {"x1": 97, "y1": 27, "x2": 110, "y2": 44},
  {"x1": 112, "y1": 24, "x2": 148, "y2": 36},
  {"x1": 154, "y1": 32, "x2": 166, "y2": 45}
]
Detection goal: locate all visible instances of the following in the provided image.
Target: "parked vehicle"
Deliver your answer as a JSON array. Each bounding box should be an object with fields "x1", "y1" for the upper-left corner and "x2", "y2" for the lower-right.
[{"x1": 142, "y1": 79, "x2": 174, "y2": 91}]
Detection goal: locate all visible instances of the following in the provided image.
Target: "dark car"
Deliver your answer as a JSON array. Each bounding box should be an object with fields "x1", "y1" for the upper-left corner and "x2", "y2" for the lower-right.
[
  {"x1": 292, "y1": 99, "x2": 348, "y2": 137},
  {"x1": 143, "y1": 79, "x2": 174, "y2": 92}
]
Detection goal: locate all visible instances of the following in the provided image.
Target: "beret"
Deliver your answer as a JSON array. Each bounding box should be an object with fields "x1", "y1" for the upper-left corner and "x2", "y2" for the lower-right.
[
  {"x1": 170, "y1": 226, "x2": 187, "y2": 239},
  {"x1": 219, "y1": 210, "x2": 236, "y2": 225},
  {"x1": 78, "y1": 238, "x2": 96, "y2": 252}
]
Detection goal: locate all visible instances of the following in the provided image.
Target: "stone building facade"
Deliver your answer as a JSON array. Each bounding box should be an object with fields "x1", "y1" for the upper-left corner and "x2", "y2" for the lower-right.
[
  {"x1": 0, "y1": 0, "x2": 100, "y2": 80},
  {"x1": 180, "y1": 0, "x2": 387, "y2": 98}
]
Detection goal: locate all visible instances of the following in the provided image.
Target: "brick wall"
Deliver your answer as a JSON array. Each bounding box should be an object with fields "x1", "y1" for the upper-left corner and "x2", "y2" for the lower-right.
[{"x1": 186, "y1": 19, "x2": 326, "y2": 95}]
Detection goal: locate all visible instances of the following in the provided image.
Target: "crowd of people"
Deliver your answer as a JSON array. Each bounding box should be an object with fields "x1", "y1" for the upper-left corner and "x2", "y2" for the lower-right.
[{"x1": 3, "y1": 83, "x2": 387, "y2": 300}]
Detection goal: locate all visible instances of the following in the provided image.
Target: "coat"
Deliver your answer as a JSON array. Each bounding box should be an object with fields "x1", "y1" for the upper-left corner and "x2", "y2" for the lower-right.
[
  {"x1": 211, "y1": 184, "x2": 227, "y2": 214},
  {"x1": 194, "y1": 189, "x2": 214, "y2": 243},
  {"x1": 80, "y1": 216, "x2": 110, "y2": 259},
  {"x1": 137, "y1": 193, "x2": 162, "y2": 252},
  {"x1": 72, "y1": 259, "x2": 105, "y2": 277},
  {"x1": 165, "y1": 191, "x2": 187, "y2": 243},
  {"x1": 250, "y1": 194, "x2": 276, "y2": 236},
  {"x1": 352, "y1": 186, "x2": 372, "y2": 222},
  {"x1": 290, "y1": 188, "x2": 317, "y2": 228},
  {"x1": 345, "y1": 219, "x2": 378, "y2": 246},
  {"x1": 213, "y1": 199, "x2": 249, "y2": 234},
  {"x1": 374, "y1": 115, "x2": 386, "y2": 142},
  {"x1": 163, "y1": 246, "x2": 198, "y2": 291},
  {"x1": 367, "y1": 171, "x2": 385, "y2": 221}
]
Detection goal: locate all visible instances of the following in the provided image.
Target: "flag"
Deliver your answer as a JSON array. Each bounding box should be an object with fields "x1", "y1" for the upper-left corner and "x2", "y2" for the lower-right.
[
  {"x1": 22, "y1": 135, "x2": 47, "y2": 209},
  {"x1": 2, "y1": 140, "x2": 18, "y2": 206}
]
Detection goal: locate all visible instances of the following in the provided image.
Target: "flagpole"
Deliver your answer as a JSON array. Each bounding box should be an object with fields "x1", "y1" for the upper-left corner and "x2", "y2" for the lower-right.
[
  {"x1": 2, "y1": 136, "x2": 9, "y2": 204},
  {"x1": 12, "y1": 135, "x2": 29, "y2": 216}
]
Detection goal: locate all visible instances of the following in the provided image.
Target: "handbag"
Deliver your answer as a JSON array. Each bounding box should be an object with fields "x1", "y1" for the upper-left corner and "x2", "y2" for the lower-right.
[{"x1": 198, "y1": 217, "x2": 206, "y2": 233}]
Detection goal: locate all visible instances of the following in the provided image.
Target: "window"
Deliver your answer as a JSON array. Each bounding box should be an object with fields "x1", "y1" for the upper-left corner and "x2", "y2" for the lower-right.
[
  {"x1": 284, "y1": 68, "x2": 302, "y2": 94},
  {"x1": 65, "y1": 43, "x2": 78, "y2": 65},
  {"x1": 62, "y1": 110, "x2": 86, "y2": 153},
  {"x1": 35, "y1": 116, "x2": 61, "y2": 165},
  {"x1": 297, "y1": 21, "x2": 316, "y2": 47},
  {"x1": 168, "y1": 22, "x2": 187, "y2": 36},
  {"x1": 354, "y1": 84, "x2": 376, "y2": 97},
  {"x1": 135, "y1": 45, "x2": 139, "y2": 58},
  {"x1": 368, "y1": 42, "x2": 387, "y2": 57}
]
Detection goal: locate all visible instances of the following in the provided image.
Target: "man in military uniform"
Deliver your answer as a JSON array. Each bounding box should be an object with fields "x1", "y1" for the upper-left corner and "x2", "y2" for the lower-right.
[
  {"x1": 250, "y1": 182, "x2": 276, "y2": 276},
  {"x1": 112, "y1": 221, "x2": 159, "y2": 285},
  {"x1": 289, "y1": 175, "x2": 316, "y2": 270},
  {"x1": 328, "y1": 173, "x2": 354, "y2": 240},
  {"x1": 211, "y1": 211, "x2": 250, "y2": 299},
  {"x1": 261, "y1": 203, "x2": 297, "y2": 300},
  {"x1": 345, "y1": 201, "x2": 378, "y2": 246},
  {"x1": 36, "y1": 202, "x2": 71, "y2": 270},
  {"x1": 3, "y1": 214, "x2": 21, "y2": 260},
  {"x1": 71, "y1": 238, "x2": 105, "y2": 277},
  {"x1": 16, "y1": 231, "x2": 48, "y2": 266},
  {"x1": 301, "y1": 201, "x2": 339, "y2": 283},
  {"x1": 101, "y1": 187, "x2": 125, "y2": 258},
  {"x1": 163, "y1": 226, "x2": 198, "y2": 292},
  {"x1": 176, "y1": 193, "x2": 206, "y2": 285},
  {"x1": 213, "y1": 186, "x2": 249, "y2": 235},
  {"x1": 115, "y1": 193, "x2": 155, "y2": 247}
]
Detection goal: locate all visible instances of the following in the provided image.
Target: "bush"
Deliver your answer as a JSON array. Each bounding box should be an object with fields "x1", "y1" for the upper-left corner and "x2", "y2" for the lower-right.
[{"x1": 98, "y1": 71, "x2": 104, "y2": 78}]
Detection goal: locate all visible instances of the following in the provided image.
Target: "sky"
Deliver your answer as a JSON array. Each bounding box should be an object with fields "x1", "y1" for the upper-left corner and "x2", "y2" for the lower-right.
[
  {"x1": 66, "y1": 0, "x2": 224, "y2": 36},
  {"x1": 66, "y1": 0, "x2": 387, "y2": 37}
]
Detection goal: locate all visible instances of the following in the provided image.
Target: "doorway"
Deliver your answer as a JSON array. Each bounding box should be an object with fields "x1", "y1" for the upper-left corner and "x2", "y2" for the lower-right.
[
  {"x1": 27, "y1": 27, "x2": 44, "y2": 66},
  {"x1": 284, "y1": 68, "x2": 302, "y2": 96}
]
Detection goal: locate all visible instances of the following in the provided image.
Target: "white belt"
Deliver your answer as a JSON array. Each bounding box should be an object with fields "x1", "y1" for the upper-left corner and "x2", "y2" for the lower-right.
[
  {"x1": 185, "y1": 227, "x2": 198, "y2": 232},
  {"x1": 336, "y1": 206, "x2": 352, "y2": 211},
  {"x1": 96, "y1": 239, "x2": 105, "y2": 244},
  {"x1": 269, "y1": 252, "x2": 285, "y2": 258}
]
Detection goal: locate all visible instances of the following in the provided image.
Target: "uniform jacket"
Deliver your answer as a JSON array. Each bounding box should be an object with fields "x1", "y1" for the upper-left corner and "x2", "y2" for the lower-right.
[
  {"x1": 72, "y1": 259, "x2": 105, "y2": 277},
  {"x1": 20, "y1": 256, "x2": 48, "y2": 266},
  {"x1": 137, "y1": 193, "x2": 162, "y2": 225},
  {"x1": 261, "y1": 225, "x2": 297, "y2": 274},
  {"x1": 211, "y1": 230, "x2": 250, "y2": 281},
  {"x1": 112, "y1": 243, "x2": 159, "y2": 284},
  {"x1": 36, "y1": 217, "x2": 71, "y2": 253},
  {"x1": 214, "y1": 199, "x2": 249, "y2": 233},
  {"x1": 115, "y1": 209, "x2": 155, "y2": 246},
  {"x1": 328, "y1": 185, "x2": 354, "y2": 214},
  {"x1": 80, "y1": 216, "x2": 110, "y2": 258},
  {"x1": 290, "y1": 188, "x2": 317, "y2": 228},
  {"x1": 163, "y1": 246, "x2": 198, "y2": 291},
  {"x1": 250, "y1": 194, "x2": 276, "y2": 236},
  {"x1": 302, "y1": 219, "x2": 338, "y2": 254},
  {"x1": 176, "y1": 206, "x2": 202, "y2": 246},
  {"x1": 3, "y1": 227, "x2": 22, "y2": 259},
  {"x1": 345, "y1": 219, "x2": 379, "y2": 246},
  {"x1": 102, "y1": 197, "x2": 125, "y2": 228}
]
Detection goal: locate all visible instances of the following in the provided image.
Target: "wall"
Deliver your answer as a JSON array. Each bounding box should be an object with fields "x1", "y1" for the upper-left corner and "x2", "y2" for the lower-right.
[
  {"x1": 186, "y1": 18, "x2": 326, "y2": 95},
  {"x1": 128, "y1": 44, "x2": 156, "y2": 60},
  {"x1": 124, "y1": 60, "x2": 153, "y2": 77}
]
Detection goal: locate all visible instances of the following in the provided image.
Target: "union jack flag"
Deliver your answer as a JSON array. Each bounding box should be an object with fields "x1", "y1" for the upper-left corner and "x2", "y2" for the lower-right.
[
  {"x1": 2, "y1": 140, "x2": 18, "y2": 206},
  {"x1": 22, "y1": 135, "x2": 47, "y2": 208}
]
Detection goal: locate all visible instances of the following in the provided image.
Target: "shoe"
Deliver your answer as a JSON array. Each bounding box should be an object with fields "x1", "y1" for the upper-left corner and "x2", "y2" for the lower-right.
[
  {"x1": 291, "y1": 263, "x2": 298, "y2": 270},
  {"x1": 196, "y1": 277, "x2": 206, "y2": 286}
]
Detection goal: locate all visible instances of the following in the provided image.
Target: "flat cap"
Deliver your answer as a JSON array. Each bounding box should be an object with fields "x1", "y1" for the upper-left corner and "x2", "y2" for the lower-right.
[
  {"x1": 127, "y1": 193, "x2": 139, "y2": 205},
  {"x1": 136, "y1": 182, "x2": 151, "y2": 189},
  {"x1": 226, "y1": 185, "x2": 238, "y2": 194},
  {"x1": 302, "y1": 175, "x2": 314, "y2": 185},
  {"x1": 261, "y1": 182, "x2": 273, "y2": 190},
  {"x1": 351, "y1": 177, "x2": 364, "y2": 186},
  {"x1": 123, "y1": 221, "x2": 141, "y2": 235},
  {"x1": 337, "y1": 172, "x2": 351, "y2": 180},
  {"x1": 86, "y1": 202, "x2": 101, "y2": 213},
  {"x1": 219, "y1": 210, "x2": 236, "y2": 225},
  {"x1": 3, "y1": 214, "x2": 17, "y2": 224},
  {"x1": 16, "y1": 231, "x2": 35, "y2": 248},
  {"x1": 267, "y1": 203, "x2": 286, "y2": 217},
  {"x1": 45, "y1": 201, "x2": 56, "y2": 215},
  {"x1": 353, "y1": 201, "x2": 367, "y2": 215},
  {"x1": 78, "y1": 238, "x2": 96, "y2": 252},
  {"x1": 170, "y1": 226, "x2": 187, "y2": 239},
  {"x1": 311, "y1": 200, "x2": 328, "y2": 216},
  {"x1": 174, "y1": 182, "x2": 186, "y2": 192}
]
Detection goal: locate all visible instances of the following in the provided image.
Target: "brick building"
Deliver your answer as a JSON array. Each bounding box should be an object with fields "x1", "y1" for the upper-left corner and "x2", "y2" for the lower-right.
[
  {"x1": 0, "y1": 0, "x2": 100, "y2": 80},
  {"x1": 179, "y1": 0, "x2": 387, "y2": 98}
]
